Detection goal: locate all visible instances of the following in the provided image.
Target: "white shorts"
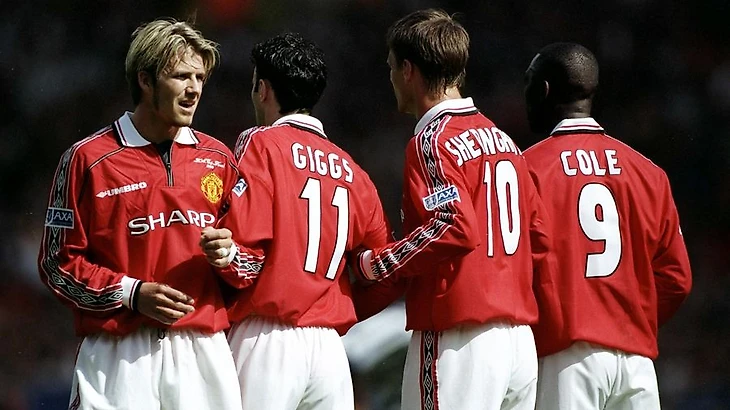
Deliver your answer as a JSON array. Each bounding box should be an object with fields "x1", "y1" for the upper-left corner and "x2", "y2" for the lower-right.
[
  {"x1": 227, "y1": 316, "x2": 354, "y2": 410},
  {"x1": 537, "y1": 341, "x2": 660, "y2": 410},
  {"x1": 402, "y1": 322, "x2": 537, "y2": 410},
  {"x1": 68, "y1": 327, "x2": 242, "y2": 410}
]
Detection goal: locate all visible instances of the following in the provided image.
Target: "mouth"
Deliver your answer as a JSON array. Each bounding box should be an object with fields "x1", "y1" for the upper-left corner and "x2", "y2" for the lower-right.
[{"x1": 179, "y1": 100, "x2": 197, "y2": 113}]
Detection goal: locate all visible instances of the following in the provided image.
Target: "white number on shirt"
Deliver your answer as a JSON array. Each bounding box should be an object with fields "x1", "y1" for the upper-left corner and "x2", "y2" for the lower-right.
[
  {"x1": 483, "y1": 160, "x2": 521, "y2": 256},
  {"x1": 299, "y1": 178, "x2": 350, "y2": 280},
  {"x1": 578, "y1": 183, "x2": 621, "y2": 278}
]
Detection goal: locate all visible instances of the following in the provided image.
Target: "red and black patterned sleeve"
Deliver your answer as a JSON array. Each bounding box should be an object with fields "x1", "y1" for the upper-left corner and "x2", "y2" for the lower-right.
[
  {"x1": 214, "y1": 132, "x2": 273, "y2": 288},
  {"x1": 358, "y1": 117, "x2": 480, "y2": 281},
  {"x1": 38, "y1": 138, "x2": 131, "y2": 313}
]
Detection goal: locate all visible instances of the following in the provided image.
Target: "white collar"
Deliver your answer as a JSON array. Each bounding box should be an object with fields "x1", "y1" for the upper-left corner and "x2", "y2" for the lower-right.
[
  {"x1": 272, "y1": 114, "x2": 326, "y2": 138},
  {"x1": 114, "y1": 112, "x2": 198, "y2": 147},
  {"x1": 550, "y1": 117, "x2": 605, "y2": 135},
  {"x1": 414, "y1": 97, "x2": 477, "y2": 135}
]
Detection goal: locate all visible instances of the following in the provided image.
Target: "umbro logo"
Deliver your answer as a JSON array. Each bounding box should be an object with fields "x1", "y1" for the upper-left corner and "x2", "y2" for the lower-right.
[{"x1": 96, "y1": 182, "x2": 148, "y2": 198}]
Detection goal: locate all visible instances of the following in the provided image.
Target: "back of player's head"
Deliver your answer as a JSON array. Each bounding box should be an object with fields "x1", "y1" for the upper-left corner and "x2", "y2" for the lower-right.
[
  {"x1": 387, "y1": 9, "x2": 469, "y2": 96},
  {"x1": 125, "y1": 18, "x2": 219, "y2": 105},
  {"x1": 532, "y1": 42, "x2": 599, "y2": 104},
  {"x1": 251, "y1": 32, "x2": 327, "y2": 115}
]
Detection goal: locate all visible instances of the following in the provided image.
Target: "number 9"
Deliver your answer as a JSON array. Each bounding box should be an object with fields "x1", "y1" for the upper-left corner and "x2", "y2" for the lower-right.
[{"x1": 578, "y1": 183, "x2": 622, "y2": 278}]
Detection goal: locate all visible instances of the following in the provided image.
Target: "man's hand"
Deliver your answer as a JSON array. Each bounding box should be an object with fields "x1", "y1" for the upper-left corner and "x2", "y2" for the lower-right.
[
  {"x1": 200, "y1": 226, "x2": 234, "y2": 268},
  {"x1": 136, "y1": 282, "x2": 195, "y2": 325}
]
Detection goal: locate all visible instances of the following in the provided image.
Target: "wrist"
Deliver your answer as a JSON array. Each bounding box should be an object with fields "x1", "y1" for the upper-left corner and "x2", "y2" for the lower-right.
[
  {"x1": 121, "y1": 276, "x2": 144, "y2": 311},
  {"x1": 226, "y1": 243, "x2": 237, "y2": 264},
  {"x1": 358, "y1": 250, "x2": 376, "y2": 281}
]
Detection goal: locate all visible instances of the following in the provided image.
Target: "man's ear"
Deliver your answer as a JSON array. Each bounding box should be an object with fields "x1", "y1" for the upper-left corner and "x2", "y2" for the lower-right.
[
  {"x1": 402, "y1": 59, "x2": 414, "y2": 83},
  {"x1": 542, "y1": 80, "x2": 550, "y2": 100},
  {"x1": 257, "y1": 79, "x2": 270, "y2": 103}
]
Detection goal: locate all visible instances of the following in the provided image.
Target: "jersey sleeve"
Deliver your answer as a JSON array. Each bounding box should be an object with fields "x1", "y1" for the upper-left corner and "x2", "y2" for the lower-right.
[
  {"x1": 214, "y1": 132, "x2": 273, "y2": 288},
  {"x1": 217, "y1": 143, "x2": 243, "y2": 219},
  {"x1": 37, "y1": 145, "x2": 134, "y2": 313},
  {"x1": 359, "y1": 180, "x2": 394, "y2": 251},
  {"x1": 351, "y1": 271, "x2": 407, "y2": 321},
  {"x1": 653, "y1": 173, "x2": 692, "y2": 325},
  {"x1": 358, "y1": 129, "x2": 480, "y2": 281},
  {"x1": 528, "y1": 166, "x2": 552, "y2": 273}
]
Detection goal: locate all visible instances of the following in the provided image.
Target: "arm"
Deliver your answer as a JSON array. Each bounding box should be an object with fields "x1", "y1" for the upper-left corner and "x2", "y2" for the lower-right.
[
  {"x1": 528, "y1": 166, "x2": 552, "y2": 275},
  {"x1": 358, "y1": 131, "x2": 480, "y2": 281},
  {"x1": 202, "y1": 133, "x2": 272, "y2": 288},
  {"x1": 653, "y1": 174, "x2": 692, "y2": 325},
  {"x1": 352, "y1": 272, "x2": 407, "y2": 321},
  {"x1": 350, "y1": 180, "x2": 401, "y2": 319},
  {"x1": 38, "y1": 145, "x2": 194, "y2": 323}
]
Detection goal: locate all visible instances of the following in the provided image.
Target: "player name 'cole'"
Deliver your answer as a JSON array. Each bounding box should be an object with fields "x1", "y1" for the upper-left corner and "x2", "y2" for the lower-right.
[
  {"x1": 444, "y1": 126, "x2": 520, "y2": 166},
  {"x1": 560, "y1": 149, "x2": 622, "y2": 176},
  {"x1": 291, "y1": 142, "x2": 354, "y2": 183}
]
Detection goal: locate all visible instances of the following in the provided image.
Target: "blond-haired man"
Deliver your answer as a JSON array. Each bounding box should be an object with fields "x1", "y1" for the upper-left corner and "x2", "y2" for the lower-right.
[{"x1": 38, "y1": 18, "x2": 242, "y2": 409}]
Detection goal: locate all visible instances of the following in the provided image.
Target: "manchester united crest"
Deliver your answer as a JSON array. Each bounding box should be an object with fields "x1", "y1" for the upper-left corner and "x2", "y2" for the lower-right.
[{"x1": 201, "y1": 172, "x2": 223, "y2": 203}]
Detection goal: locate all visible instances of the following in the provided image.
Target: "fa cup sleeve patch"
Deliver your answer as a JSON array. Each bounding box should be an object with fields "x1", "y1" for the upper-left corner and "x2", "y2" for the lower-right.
[
  {"x1": 232, "y1": 177, "x2": 248, "y2": 197},
  {"x1": 422, "y1": 185, "x2": 460, "y2": 211},
  {"x1": 45, "y1": 207, "x2": 74, "y2": 229}
]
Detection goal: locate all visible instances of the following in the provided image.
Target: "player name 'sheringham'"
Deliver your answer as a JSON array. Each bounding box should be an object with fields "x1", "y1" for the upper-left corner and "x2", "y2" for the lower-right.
[{"x1": 444, "y1": 126, "x2": 521, "y2": 166}]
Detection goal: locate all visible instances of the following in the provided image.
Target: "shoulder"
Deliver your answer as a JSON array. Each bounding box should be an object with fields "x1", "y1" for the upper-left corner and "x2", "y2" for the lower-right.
[
  {"x1": 192, "y1": 130, "x2": 232, "y2": 153},
  {"x1": 603, "y1": 134, "x2": 660, "y2": 167},
  {"x1": 234, "y1": 126, "x2": 279, "y2": 159},
  {"x1": 523, "y1": 136, "x2": 555, "y2": 156},
  {"x1": 62, "y1": 125, "x2": 120, "y2": 168}
]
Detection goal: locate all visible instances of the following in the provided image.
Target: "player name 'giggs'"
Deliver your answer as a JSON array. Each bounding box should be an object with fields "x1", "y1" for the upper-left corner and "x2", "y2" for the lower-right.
[
  {"x1": 560, "y1": 149, "x2": 622, "y2": 176},
  {"x1": 444, "y1": 126, "x2": 520, "y2": 166},
  {"x1": 291, "y1": 142, "x2": 354, "y2": 183}
]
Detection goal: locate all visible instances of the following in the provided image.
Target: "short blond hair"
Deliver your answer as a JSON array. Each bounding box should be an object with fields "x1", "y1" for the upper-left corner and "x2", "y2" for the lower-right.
[{"x1": 125, "y1": 18, "x2": 220, "y2": 105}]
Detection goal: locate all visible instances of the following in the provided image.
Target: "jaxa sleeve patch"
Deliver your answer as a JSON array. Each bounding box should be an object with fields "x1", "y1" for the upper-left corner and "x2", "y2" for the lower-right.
[
  {"x1": 423, "y1": 185, "x2": 460, "y2": 211},
  {"x1": 232, "y1": 177, "x2": 248, "y2": 197},
  {"x1": 45, "y1": 207, "x2": 74, "y2": 229}
]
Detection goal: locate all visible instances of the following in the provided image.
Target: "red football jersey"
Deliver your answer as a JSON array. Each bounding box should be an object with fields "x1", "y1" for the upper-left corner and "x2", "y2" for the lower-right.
[
  {"x1": 38, "y1": 113, "x2": 239, "y2": 336},
  {"x1": 524, "y1": 117, "x2": 692, "y2": 359},
  {"x1": 216, "y1": 114, "x2": 391, "y2": 335},
  {"x1": 354, "y1": 98, "x2": 552, "y2": 332}
]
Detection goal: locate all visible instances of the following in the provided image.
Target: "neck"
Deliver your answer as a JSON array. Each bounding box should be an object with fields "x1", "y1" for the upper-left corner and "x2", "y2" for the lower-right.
[
  {"x1": 555, "y1": 100, "x2": 592, "y2": 121},
  {"x1": 414, "y1": 87, "x2": 462, "y2": 120},
  {"x1": 130, "y1": 106, "x2": 178, "y2": 144},
  {"x1": 265, "y1": 107, "x2": 308, "y2": 126}
]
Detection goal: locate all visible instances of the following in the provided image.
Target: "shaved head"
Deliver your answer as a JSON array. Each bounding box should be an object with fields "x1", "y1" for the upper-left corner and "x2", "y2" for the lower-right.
[
  {"x1": 524, "y1": 42, "x2": 599, "y2": 133},
  {"x1": 533, "y1": 42, "x2": 598, "y2": 102}
]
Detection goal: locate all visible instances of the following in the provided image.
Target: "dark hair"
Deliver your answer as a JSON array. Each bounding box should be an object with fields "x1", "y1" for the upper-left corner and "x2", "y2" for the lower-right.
[
  {"x1": 251, "y1": 32, "x2": 327, "y2": 114},
  {"x1": 533, "y1": 42, "x2": 599, "y2": 103},
  {"x1": 387, "y1": 9, "x2": 469, "y2": 95}
]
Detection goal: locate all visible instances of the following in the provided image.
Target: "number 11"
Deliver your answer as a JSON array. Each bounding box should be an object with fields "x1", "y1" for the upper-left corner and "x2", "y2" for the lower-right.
[{"x1": 299, "y1": 178, "x2": 350, "y2": 280}]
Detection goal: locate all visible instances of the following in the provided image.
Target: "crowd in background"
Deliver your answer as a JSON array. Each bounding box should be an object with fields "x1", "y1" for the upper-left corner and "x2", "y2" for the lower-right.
[{"x1": 1, "y1": 0, "x2": 729, "y2": 408}]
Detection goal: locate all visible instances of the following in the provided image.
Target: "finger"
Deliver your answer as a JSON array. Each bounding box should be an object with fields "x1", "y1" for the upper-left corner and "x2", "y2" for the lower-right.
[
  {"x1": 203, "y1": 239, "x2": 233, "y2": 252},
  {"x1": 206, "y1": 255, "x2": 231, "y2": 268},
  {"x1": 156, "y1": 306, "x2": 188, "y2": 322},
  {"x1": 201, "y1": 228, "x2": 232, "y2": 242},
  {"x1": 155, "y1": 293, "x2": 196, "y2": 314},
  {"x1": 159, "y1": 285, "x2": 195, "y2": 305},
  {"x1": 203, "y1": 248, "x2": 230, "y2": 261}
]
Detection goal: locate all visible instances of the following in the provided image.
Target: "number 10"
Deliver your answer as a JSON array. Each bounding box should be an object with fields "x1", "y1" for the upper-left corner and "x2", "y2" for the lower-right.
[{"x1": 483, "y1": 160, "x2": 521, "y2": 257}]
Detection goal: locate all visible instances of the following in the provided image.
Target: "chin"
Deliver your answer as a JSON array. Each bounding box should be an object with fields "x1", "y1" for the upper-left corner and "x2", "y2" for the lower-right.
[{"x1": 174, "y1": 113, "x2": 195, "y2": 127}]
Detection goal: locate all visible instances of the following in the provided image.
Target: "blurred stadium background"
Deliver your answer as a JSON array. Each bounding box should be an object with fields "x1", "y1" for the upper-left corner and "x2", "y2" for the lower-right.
[{"x1": 1, "y1": 0, "x2": 729, "y2": 408}]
